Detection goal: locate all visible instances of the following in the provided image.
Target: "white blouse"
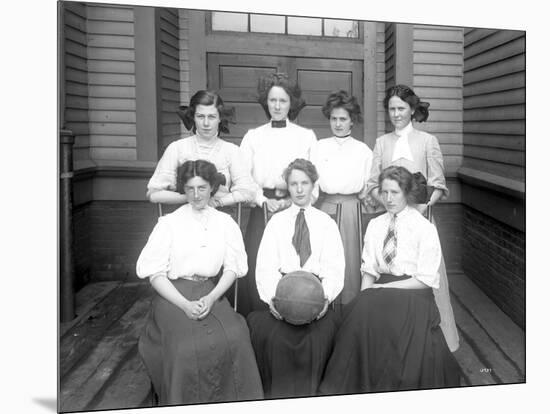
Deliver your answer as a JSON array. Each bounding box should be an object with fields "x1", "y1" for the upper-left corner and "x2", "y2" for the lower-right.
[
  {"x1": 240, "y1": 122, "x2": 318, "y2": 205},
  {"x1": 361, "y1": 205, "x2": 441, "y2": 288},
  {"x1": 147, "y1": 135, "x2": 256, "y2": 204},
  {"x1": 256, "y1": 204, "x2": 345, "y2": 304},
  {"x1": 311, "y1": 136, "x2": 373, "y2": 195},
  {"x1": 136, "y1": 204, "x2": 248, "y2": 281}
]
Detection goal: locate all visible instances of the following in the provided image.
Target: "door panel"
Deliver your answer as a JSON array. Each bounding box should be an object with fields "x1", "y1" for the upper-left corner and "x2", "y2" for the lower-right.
[{"x1": 207, "y1": 53, "x2": 363, "y2": 145}]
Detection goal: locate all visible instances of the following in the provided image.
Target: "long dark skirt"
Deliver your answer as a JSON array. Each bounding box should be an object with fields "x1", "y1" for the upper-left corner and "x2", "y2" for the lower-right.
[
  {"x1": 138, "y1": 279, "x2": 264, "y2": 406},
  {"x1": 247, "y1": 309, "x2": 340, "y2": 399},
  {"x1": 236, "y1": 206, "x2": 269, "y2": 316},
  {"x1": 319, "y1": 275, "x2": 461, "y2": 395},
  {"x1": 317, "y1": 193, "x2": 361, "y2": 307}
]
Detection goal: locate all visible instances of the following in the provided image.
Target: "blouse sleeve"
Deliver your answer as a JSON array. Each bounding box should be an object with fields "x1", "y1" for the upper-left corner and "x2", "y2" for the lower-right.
[
  {"x1": 146, "y1": 142, "x2": 179, "y2": 197},
  {"x1": 414, "y1": 222, "x2": 442, "y2": 289},
  {"x1": 136, "y1": 217, "x2": 171, "y2": 280},
  {"x1": 239, "y1": 129, "x2": 266, "y2": 206},
  {"x1": 222, "y1": 145, "x2": 258, "y2": 204},
  {"x1": 426, "y1": 134, "x2": 449, "y2": 199},
  {"x1": 359, "y1": 145, "x2": 374, "y2": 200},
  {"x1": 366, "y1": 137, "x2": 383, "y2": 196},
  {"x1": 222, "y1": 216, "x2": 248, "y2": 278},
  {"x1": 306, "y1": 129, "x2": 320, "y2": 203},
  {"x1": 318, "y1": 218, "x2": 345, "y2": 302},
  {"x1": 255, "y1": 218, "x2": 283, "y2": 304},
  {"x1": 360, "y1": 221, "x2": 381, "y2": 279}
]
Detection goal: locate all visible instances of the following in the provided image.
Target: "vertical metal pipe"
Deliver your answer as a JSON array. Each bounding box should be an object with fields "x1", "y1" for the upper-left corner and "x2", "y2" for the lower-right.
[{"x1": 60, "y1": 130, "x2": 75, "y2": 322}]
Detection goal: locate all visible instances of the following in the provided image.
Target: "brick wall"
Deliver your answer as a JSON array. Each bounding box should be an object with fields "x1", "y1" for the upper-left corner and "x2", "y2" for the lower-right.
[
  {"x1": 73, "y1": 201, "x2": 159, "y2": 284},
  {"x1": 433, "y1": 203, "x2": 463, "y2": 274},
  {"x1": 462, "y1": 206, "x2": 525, "y2": 328},
  {"x1": 73, "y1": 202, "x2": 92, "y2": 291},
  {"x1": 72, "y1": 200, "x2": 248, "y2": 285}
]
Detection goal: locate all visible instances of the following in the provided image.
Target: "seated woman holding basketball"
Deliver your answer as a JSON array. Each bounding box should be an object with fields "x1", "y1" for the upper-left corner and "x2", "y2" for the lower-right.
[
  {"x1": 319, "y1": 166, "x2": 460, "y2": 395},
  {"x1": 247, "y1": 158, "x2": 345, "y2": 399}
]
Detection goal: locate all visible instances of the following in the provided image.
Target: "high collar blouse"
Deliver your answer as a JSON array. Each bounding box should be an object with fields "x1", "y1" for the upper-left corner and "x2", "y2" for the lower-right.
[
  {"x1": 136, "y1": 204, "x2": 248, "y2": 282},
  {"x1": 146, "y1": 135, "x2": 256, "y2": 204},
  {"x1": 240, "y1": 121, "x2": 318, "y2": 205},
  {"x1": 255, "y1": 204, "x2": 345, "y2": 304},
  {"x1": 311, "y1": 136, "x2": 373, "y2": 195},
  {"x1": 391, "y1": 122, "x2": 415, "y2": 163},
  {"x1": 361, "y1": 205, "x2": 441, "y2": 288},
  {"x1": 366, "y1": 127, "x2": 449, "y2": 199}
]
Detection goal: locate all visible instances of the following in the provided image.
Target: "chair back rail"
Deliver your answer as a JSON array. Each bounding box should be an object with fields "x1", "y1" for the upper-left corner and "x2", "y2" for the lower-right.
[{"x1": 155, "y1": 203, "x2": 240, "y2": 312}]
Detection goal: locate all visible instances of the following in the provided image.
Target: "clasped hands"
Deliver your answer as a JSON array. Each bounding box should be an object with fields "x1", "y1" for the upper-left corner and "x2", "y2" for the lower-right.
[
  {"x1": 183, "y1": 296, "x2": 215, "y2": 321},
  {"x1": 264, "y1": 198, "x2": 292, "y2": 214}
]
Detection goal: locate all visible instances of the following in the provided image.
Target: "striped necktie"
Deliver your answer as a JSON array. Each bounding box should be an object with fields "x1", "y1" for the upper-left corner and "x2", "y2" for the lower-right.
[{"x1": 383, "y1": 214, "x2": 397, "y2": 268}]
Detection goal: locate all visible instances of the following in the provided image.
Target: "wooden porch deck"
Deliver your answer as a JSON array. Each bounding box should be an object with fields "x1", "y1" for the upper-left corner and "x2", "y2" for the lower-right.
[{"x1": 59, "y1": 272, "x2": 525, "y2": 413}]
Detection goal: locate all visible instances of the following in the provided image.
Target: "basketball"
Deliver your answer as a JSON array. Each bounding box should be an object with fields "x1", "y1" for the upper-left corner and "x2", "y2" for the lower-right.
[{"x1": 272, "y1": 271, "x2": 326, "y2": 325}]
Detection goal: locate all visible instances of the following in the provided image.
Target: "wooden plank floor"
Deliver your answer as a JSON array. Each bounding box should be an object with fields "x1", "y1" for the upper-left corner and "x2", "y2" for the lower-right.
[{"x1": 59, "y1": 273, "x2": 525, "y2": 412}]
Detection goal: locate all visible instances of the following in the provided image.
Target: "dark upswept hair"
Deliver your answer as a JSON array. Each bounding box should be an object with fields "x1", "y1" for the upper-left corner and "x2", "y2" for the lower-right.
[
  {"x1": 176, "y1": 159, "x2": 226, "y2": 196},
  {"x1": 378, "y1": 165, "x2": 424, "y2": 205},
  {"x1": 176, "y1": 90, "x2": 235, "y2": 134},
  {"x1": 383, "y1": 84, "x2": 430, "y2": 123},
  {"x1": 283, "y1": 158, "x2": 319, "y2": 184},
  {"x1": 257, "y1": 73, "x2": 306, "y2": 121},
  {"x1": 321, "y1": 90, "x2": 363, "y2": 124}
]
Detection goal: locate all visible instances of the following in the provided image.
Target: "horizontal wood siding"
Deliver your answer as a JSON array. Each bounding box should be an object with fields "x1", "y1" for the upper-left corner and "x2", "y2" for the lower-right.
[
  {"x1": 64, "y1": 2, "x2": 90, "y2": 161},
  {"x1": 384, "y1": 23, "x2": 395, "y2": 89},
  {"x1": 86, "y1": 4, "x2": 137, "y2": 161},
  {"x1": 178, "y1": 9, "x2": 192, "y2": 141},
  {"x1": 383, "y1": 23, "x2": 396, "y2": 133},
  {"x1": 413, "y1": 25, "x2": 464, "y2": 177},
  {"x1": 178, "y1": 10, "x2": 190, "y2": 101},
  {"x1": 159, "y1": 8, "x2": 181, "y2": 153},
  {"x1": 376, "y1": 22, "x2": 386, "y2": 139},
  {"x1": 462, "y1": 28, "x2": 525, "y2": 182}
]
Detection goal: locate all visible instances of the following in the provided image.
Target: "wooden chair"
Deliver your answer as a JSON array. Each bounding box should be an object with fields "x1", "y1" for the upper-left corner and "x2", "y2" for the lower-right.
[{"x1": 155, "y1": 202, "x2": 241, "y2": 312}]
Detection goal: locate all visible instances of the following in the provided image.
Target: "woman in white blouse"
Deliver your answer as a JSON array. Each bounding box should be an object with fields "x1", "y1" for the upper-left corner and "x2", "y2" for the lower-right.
[
  {"x1": 311, "y1": 90, "x2": 373, "y2": 307},
  {"x1": 320, "y1": 166, "x2": 460, "y2": 394},
  {"x1": 147, "y1": 90, "x2": 256, "y2": 208},
  {"x1": 239, "y1": 73, "x2": 318, "y2": 315},
  {"x1": 365, "y1": 84, "x2": 459, "y2": 352},
  {"x1": 137, "y1": 159, "x2": 263, "y2": 405},
  {"x1": 247, "y1": 158, "x2": 345, "y2": 399}
]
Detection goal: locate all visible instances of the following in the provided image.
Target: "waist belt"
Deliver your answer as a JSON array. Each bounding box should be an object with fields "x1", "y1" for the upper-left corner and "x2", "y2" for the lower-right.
[{"x1": 183, "y1": 275, "x2": 210, "y2": 282}]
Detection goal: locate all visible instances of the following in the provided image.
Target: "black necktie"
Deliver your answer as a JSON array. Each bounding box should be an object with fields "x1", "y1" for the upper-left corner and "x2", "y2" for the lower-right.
[
  {"x1": 271, "y1": 120, "x2": 287, "y2": 128},
  {"x1": 292, "y1": 208, "x2": 312, "y2": 267}
]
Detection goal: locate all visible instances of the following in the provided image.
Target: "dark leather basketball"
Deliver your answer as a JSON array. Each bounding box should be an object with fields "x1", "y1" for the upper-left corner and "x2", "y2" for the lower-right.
[{"x1": 272, "y1": 271, "x2": 326, "y2": 325}]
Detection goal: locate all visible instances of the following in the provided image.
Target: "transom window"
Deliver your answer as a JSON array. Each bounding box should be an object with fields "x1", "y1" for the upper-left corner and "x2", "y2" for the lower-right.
[{"x1": 212, "y1": 12, "x2": 359, "y2": 38}]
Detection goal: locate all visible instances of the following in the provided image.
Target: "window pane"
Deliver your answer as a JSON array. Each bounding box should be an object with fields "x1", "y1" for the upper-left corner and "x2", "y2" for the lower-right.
[
  {"x1": 324, "y1": 19, "x2": 359, "y2": 38},
  {"x1": 212, "y1": 12, "x2": 248, "y2": 32},
  {"x1": 287, "y1": 17, "x2": 322, "y2": 36},
  {"x1": 250, "y1": 14, "x2": 285, "y2": 33}
]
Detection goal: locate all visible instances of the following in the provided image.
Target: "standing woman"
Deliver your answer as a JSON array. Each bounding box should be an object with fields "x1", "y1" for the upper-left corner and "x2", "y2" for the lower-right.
[
  {"x1": 311, "y1": 90, "x2": 373, "y2": 307},
  {"x1": 320, "y1": 166, "x2": 460, "y2": 394},
  {"x1": 239, "y1": 73, "x2": 318, "y2": 315},
  {"x1": 365, "y1": 84, "x2": 459, "y2": 352},
  {"x1": 147, "y1": 90, "x2": 256, "y2": 208},
  {"x1": 137, "y1": 159, "x2": 263, "y2": 405}
]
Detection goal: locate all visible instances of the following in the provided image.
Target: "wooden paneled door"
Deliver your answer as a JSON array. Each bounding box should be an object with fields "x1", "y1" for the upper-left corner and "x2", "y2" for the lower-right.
[{"x1": 207, "y1": 53, "x2": 363, "y2": 145}]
